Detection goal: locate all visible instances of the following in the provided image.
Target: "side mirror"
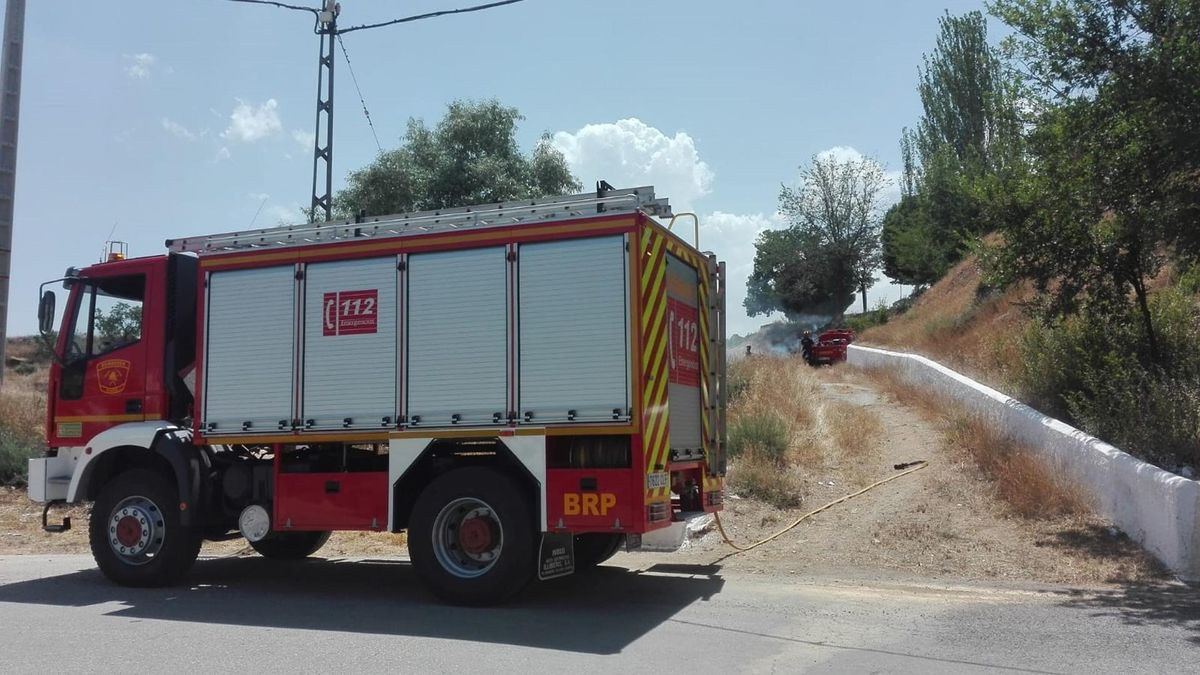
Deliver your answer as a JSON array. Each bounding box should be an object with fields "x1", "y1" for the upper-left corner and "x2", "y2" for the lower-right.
[{"x1": 38, "y1": 290, "x2": 56, "y2": 335}]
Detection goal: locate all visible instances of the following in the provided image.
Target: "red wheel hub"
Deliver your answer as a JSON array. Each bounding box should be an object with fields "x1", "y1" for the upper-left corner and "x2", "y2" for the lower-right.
[
  {"x1": 116, "y1": 515, "x2": 143, "y2": 547},
  {"x1": 458, "y1": 517, "x2": 493, "y2": 554}
]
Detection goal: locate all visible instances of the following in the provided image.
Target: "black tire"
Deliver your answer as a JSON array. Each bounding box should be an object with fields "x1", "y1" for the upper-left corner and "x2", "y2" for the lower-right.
[
  {"x1": 574, "y1": 533, "x2": 624, "y2": 570},
  {"x1": 249, "y1": 531, "x2": 331, "y2": 560},
  {"x1": 88, "y1": 468, "x2": 202, "y2": 587},
  {"x1": 408, "y1": 466, "x2": 535, "y2": 605}
]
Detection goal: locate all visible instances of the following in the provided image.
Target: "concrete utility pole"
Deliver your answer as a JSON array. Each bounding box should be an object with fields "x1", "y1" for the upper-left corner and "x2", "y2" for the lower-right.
[{"x1": 0, "y1": 0, "x2": 25, "y2": 387}]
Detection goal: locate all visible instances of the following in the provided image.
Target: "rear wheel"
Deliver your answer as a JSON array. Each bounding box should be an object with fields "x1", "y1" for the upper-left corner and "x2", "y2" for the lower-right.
[
  {"x1": 249, "y1": 531, "x2": 331, "y2": 560},
  {"x1": 574, "y1": 533, "x2": 624, "y2": 570},
  {"x1": 88, "y1": 468, "x2": 202, "y2": 587},
  {"x1": 408, "y1": 466, "x2": 535, "y2": 605}
]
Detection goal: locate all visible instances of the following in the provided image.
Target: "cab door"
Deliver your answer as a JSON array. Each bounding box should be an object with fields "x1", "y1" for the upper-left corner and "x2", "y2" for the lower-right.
[{"x1": 48, "y1": 260, "x2": 163, "y2": 446}]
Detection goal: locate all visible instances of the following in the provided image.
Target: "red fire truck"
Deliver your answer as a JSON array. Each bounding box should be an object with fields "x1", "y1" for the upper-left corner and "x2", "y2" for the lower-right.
[{"x1": 27, "y1": 186, "x2": 727, "y2": 604}]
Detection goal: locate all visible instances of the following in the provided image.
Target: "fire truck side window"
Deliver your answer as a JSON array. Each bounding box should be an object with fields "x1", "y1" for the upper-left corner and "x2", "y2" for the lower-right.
[
  {"x1": 89, "y1": 277, "x2": 144, "y2": 357},
  {"x1": 61, "y1": 275, "x2": 145, "y2": 363}
]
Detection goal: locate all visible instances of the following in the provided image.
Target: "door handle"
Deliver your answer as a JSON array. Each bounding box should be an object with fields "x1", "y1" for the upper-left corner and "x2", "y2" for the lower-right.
[{"x1": 125, "y1": 399, "x2": 143, "y2": 414}]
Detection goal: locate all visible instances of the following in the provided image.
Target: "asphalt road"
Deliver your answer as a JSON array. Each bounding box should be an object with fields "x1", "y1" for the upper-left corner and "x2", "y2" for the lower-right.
[{"x1": 1, "y1": 554, "x2": 1197, "y2": 673}]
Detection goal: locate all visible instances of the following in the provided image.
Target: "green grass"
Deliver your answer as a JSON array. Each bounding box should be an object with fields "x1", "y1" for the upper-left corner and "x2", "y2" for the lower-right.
[{"x1": 727, "y1": 411, "x2": 789, "y2": 461}]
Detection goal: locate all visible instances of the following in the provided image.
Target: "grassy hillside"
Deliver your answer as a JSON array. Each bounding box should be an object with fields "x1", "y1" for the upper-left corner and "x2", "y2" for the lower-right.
[
  {"x1": 862, "y1": 255, "x2": 1200, "y2": 474},
  {"x1": 861, "y1": 255, "x2": 1031, "y2": 390}
]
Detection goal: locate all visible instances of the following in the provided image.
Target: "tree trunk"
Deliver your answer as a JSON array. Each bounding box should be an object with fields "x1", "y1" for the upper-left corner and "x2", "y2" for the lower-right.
[
  {"x1": 860, "y1": 282, "x2": 868, "y2": 313},
  {"x1": 1132, "y1": 276, "x2": 1160, "y2": 364}
]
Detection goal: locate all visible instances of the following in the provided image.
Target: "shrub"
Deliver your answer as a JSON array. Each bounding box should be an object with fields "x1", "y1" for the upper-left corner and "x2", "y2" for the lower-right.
[
  {"x1": 1016, "y1": 287, "x2": 1200, "y2": 469},
  {"x1": 0, "y1": 427, "x2": 41, "y2": 486},
  {"x1": 846, "y1": 309, "x2": 887, "y2": 333},
  {"x1": 727, "y1": 411, "x2": 789, "y2": 461},
  {"x1": 727, "y1": 449, "x2": 803, "y2": 509},
  {"x1": 726, "y1": 360, "x2": 752, "y2": 403},
  {"x1": 0, "y1": 374, "x2": 47, "y2": 485}
]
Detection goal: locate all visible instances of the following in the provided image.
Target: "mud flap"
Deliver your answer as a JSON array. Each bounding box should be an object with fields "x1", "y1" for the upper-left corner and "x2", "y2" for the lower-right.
[{"x1": 537, "y1": 532, "x2": 574, "y2": 581}]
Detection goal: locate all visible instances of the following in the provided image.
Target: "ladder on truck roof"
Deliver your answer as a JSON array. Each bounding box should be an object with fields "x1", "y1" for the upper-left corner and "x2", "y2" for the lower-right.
[{"x1": 166, "y1": 185, "x2": 672, "y2": 254}]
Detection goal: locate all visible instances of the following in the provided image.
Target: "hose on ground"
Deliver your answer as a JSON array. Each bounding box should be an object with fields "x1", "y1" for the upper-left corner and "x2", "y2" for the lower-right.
[{"x1": 712, "y1": 460, "x2": 929, "y2": 555}]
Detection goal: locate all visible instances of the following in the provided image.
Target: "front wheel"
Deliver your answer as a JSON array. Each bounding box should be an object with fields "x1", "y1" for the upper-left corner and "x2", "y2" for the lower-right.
[
  {"x1": 408, "y1": 466, "x2": 535, "y2": 605},
  {"x1": 249, "y1": 531, "x2": 331, "y2": 560},
  {"x1": 88, "y1": 468, "x2": 202, "y2": 587}
]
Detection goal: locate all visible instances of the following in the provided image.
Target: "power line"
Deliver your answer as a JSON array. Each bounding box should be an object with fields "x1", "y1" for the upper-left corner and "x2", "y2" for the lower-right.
[
  {"x1": 338, "y1": 0, "x2": 527, "y2": 35},
  {"x1": 336, "y1": 34, "x2": 382, "y2": 153}
]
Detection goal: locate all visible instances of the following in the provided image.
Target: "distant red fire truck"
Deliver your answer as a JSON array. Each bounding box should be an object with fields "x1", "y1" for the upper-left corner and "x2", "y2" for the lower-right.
[
  {"x1": 28, "y1": 186, "x2": 728, "y2": 604},
  {"x1": 807, "y1": 328, "x2": 855, "y2": 365}
]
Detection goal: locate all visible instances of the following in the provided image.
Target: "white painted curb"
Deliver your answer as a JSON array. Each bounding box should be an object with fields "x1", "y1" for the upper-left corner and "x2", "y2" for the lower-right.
[{"x1": 848, "y1": 343, "x2": 1200, "y2": 580}]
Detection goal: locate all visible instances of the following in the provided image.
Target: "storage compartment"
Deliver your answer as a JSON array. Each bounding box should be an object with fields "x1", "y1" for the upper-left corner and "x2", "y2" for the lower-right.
[
  {"x1": 665, "y1": 253, "x2": 703, "y2": 454},
  {"x1": 405, "y1": 247, "x2": 508, "y2": 426},
  {"x1": 274, "y1": 472, "x2": 388, "y2": 530},
  {"x1": 518, "y1": 235, "x2": 630, "y2": 423},
  {"x1": 302, "y1": 257, "x2": 398, "y2": 430},
  {"x1": 545, "y1": 468, "x2": 639, "y2": 531},
  {"x1": 275, "y1": 443, "x2": 389, "y2": 530},
  {"x1": 203, "y1": 266, "x2": 295, "y2": 433}
]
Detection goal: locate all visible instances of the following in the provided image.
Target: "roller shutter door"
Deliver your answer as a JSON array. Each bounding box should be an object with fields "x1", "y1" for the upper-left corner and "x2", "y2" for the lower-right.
[
  {"x1": 203, "y1": 266, "x2": 294, "y2": 434},
  {"x1": 518, "y1": 235, "x2": 629, "y2": 423},
  {"x1": 406, "y1": 247, "x2": 507, "y2": 426},
  {"x1": 666, "y1": 253, "x2": 703, "y2": 453},
  {"x1": 301, "y1": 257, "x2": 398, "y2": 430}
]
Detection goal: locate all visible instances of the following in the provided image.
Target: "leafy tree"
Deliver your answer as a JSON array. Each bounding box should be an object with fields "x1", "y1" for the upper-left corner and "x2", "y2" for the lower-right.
[
  {"x1": 881, "y1": 195, "x2": 949, "y2": 286},
  {"x1": 744, "y1": 228, "x2": 856, "y2": 320},
  {"x1": 94, "y1": 302, "x2": 141, "y2": 345},
  {"x1": 915, "y1": 11, "x2": 1020, "y2": 175},
  {"x1": 882, "y1": 10, "x2": 1025, "y2": 287},
  {"x1": 333, "y1": 99, "x2": 581, "y2": 218},
  {"x1": 747, "y1": 153, "x2": 888, "y2": 319},
  {"x1": 987, "y1": 0, "x2": 1200, "y2": 362}
]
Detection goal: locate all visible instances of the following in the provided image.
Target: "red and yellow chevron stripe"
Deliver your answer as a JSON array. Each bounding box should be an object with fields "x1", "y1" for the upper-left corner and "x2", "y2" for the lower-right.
[
  {"x1": 663, "y1": 233, "x2": 725, "y2": 498},
  {"x1": 640, "y1": 225, "x2": 671, "y2": 504}
]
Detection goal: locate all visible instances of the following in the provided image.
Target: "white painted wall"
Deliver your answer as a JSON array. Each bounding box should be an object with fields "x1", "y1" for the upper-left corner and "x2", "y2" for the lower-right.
[{"x1": 847, "y1": 344, "x2": 1200, "y2": 580}]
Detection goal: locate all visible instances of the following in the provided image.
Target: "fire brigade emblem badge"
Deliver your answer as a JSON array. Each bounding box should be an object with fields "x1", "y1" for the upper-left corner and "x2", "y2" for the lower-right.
[{"x1": 96, "y1": 359, "x2": 131, "y2": 395}]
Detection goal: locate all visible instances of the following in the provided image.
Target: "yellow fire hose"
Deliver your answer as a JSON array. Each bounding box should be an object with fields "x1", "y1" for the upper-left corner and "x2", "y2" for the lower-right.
[{"x1": 712, "y1": 460, "x2": 929, "y2": 554}]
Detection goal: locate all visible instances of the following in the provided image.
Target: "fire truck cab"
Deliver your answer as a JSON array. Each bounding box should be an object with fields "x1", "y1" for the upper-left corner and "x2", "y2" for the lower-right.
[{"x1": 28, "y1": 186, "x2": 727, "y2": 604}]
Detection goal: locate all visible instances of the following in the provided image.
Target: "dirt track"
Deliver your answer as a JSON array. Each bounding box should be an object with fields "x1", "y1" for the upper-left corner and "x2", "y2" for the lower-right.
[{"x1": 656, "y1": 365, "x2": 1164, "y2": 586}]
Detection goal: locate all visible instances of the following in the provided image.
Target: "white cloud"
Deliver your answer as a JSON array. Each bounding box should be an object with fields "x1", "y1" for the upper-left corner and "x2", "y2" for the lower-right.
[
  {"x1": 123, "y1": 53, "x2": 157, "y2": 80},
  {"x1": 214, "y1": 146, "x2": 231, "y2": 162},
  {"x1": 292, "y1": 129, "x2": 315, "y2": 150},
  {"x1": 247, "y1": 192, "x2": 270, "y2": 202},
  {"x1": 816, "y1": 145, "x2": 865, "y2": 164},
  {"x1": 222, "y1": 99, "x2": 282, "y2": 143},
  {"x1": 266, "y1": 204, "x2": 303, "y2": 225},
  {"x1": 160, "y1": 118, "x2": 196, "y2": 142},
  {"x1": 552, "y1": 118, "x2": 714, "y2": 210}
]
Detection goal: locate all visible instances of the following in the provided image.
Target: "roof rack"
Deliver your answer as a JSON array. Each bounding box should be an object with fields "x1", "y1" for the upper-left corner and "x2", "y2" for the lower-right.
[{"x1": 166, "y1": 185, "x2": 671, "y2": 254}]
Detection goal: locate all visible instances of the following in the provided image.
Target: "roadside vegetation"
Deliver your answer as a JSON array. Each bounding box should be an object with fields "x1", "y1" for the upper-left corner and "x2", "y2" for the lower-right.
[
  {"x1": 747, "y1": 2, "x2": 1200, "y2": 476},
  {"x1": 0, "y1": 339, "x2": 48, "y2": 486},
  {"x1": 865, "y1": 367, "x2": 1088, "y2": 521},
  {"x1": 725, "y1": 355, "x2": 881, "y2": 508}
]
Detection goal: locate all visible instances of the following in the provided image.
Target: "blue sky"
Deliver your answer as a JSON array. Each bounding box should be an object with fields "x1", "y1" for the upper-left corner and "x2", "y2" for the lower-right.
[{"x1": 11, "y1": 0, "x2": 1003, "y2": 336}]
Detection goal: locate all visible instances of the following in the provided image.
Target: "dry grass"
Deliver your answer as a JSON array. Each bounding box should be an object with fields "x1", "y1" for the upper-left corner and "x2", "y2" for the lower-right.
[
  {"x1": 862, "y1": 254, "x2": 1031, "y2": 389},
  {"x1": 942, "y1": 414, "x2": 1088, "y2": 520},
  {"x1": 725, "y1": 356, "x2": 884, "y2": 507},
  {"x1": 0, "y1": 361, "x2": 49, "y2": 485},
  {"x1": 863, "y1": 366, "x2": 1088, "y2": 521}
]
